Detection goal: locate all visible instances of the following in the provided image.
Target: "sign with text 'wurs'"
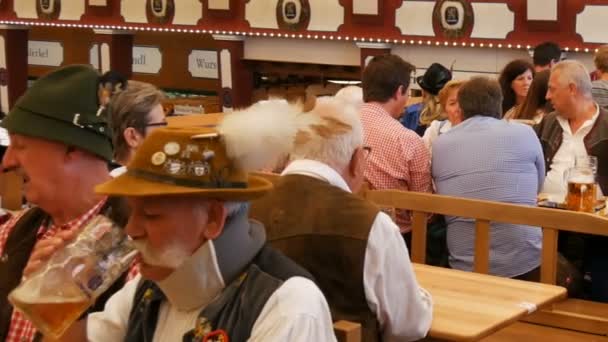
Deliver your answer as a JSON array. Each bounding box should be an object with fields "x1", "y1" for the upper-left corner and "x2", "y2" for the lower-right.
[{"x1": 188, "y1": 50, "x2": 219, "y2": 79}]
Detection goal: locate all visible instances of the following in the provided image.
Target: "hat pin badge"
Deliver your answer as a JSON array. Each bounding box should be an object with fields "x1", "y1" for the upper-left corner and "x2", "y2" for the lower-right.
[
  {"x1": 151, "y1": 151, "x2": 167, "y2": 166},
  {"x1": 164, "y1": 142, "x2": 181, "y2": 156}
]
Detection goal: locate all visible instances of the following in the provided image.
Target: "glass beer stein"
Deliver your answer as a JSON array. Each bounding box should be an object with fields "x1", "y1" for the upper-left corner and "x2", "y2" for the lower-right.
[
  {"x1": 8, "y1": 215, "x2": 137, "y2": 339},
  {"x1": 564, "y1": 165, "x2": 597, "y2": 212}
]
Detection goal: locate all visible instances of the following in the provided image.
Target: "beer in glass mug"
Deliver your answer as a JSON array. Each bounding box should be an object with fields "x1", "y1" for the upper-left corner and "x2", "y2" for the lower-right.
[
  {"x1": 565, "y1": 167, "x2": 597, "y2": 212},
  {"x1": 8, "y1": 215, "x2": 136, "y2": 339}
]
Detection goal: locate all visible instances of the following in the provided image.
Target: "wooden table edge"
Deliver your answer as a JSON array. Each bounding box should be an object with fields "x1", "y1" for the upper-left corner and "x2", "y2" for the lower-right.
[{"x1": 418, "y1": 264, "x2": 568, "y2": 341}]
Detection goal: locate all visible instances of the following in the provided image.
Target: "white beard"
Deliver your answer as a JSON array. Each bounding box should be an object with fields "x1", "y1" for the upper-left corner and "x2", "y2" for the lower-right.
[{"x1": 131, "y1": 239, "x2": 190, "y2": 269}]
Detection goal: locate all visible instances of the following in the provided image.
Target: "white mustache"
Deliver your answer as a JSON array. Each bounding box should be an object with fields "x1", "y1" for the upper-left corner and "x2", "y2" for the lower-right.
[{"x1": 131, "y1": 239, "x2": 189, "y2": 269}]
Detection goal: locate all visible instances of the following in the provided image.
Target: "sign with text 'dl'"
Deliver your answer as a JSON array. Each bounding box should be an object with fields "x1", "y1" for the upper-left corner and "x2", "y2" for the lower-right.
[
  {"x1": 132, "y1": 46, "x2": 162, "y2": 74},
  {"x1": 28, "y1": 40, "x2": 63, "y2": 67},
  {"x1": 188, "y1": 50, "x2": 219, "y2": 79}
]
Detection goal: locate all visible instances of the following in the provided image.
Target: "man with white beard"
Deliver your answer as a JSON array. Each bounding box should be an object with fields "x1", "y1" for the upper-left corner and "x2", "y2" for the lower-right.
[{"x1": 25, "y1": 108, "x2": 336, "y2": 341}]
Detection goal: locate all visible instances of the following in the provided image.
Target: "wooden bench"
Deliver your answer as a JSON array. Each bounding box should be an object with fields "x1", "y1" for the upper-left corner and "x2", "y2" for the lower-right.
[
  {"x1": 334, "y1": 320, "x2": 362, "y2": 342},
  {"x1": 364, "y1": 190, "x2": 608, "y2": 337}
]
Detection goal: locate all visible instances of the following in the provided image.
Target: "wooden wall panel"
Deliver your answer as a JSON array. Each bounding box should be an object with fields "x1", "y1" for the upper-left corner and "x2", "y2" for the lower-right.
[
  {"x1": 131, "y1": 31, "x2": 219, "y2": 93},
  {"x1": 26, "y1": 28, "x2": 219, "y2": 94},
  {"x1": 28, "y1": 27, "x2": 94, "y2": 78}
]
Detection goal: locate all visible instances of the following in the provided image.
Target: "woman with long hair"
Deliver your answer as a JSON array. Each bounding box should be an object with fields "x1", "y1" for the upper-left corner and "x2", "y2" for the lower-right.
[
  {"x1": 412, "y1": 63, "x2": 453, "y2": 136},
  {"x1": 499, "y1": 59, "x2": 534, "y2": 119},
  {"x1": 510, "y1": 69, "x2": 551, "y2": 124}
]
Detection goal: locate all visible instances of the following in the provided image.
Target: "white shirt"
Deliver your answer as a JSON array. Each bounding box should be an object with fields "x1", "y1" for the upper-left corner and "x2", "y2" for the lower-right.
[
  {"x1": 282, "y1": 159, "x2": 434, "y2": 342},
  {"x1": 422, "y1": 120, "x2": 452, "y2": 156},
  {"x1": 87, "y1": 237, "x2": 336, "y2": 341},
  {"x1": 109, "y1": 166, "x2": 126, "y2": 178},
  {"x1": 542, "y1": 106, "x2": 600, "y2": 202}
]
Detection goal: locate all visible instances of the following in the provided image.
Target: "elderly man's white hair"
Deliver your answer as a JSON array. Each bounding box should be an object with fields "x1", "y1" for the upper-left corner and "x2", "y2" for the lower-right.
[
  {"x1": 290, "y1": 96, "x2": 363, "y2": 171},
  {"x1": 552, "y1": 60, "x2": 593, "y2": 97}
]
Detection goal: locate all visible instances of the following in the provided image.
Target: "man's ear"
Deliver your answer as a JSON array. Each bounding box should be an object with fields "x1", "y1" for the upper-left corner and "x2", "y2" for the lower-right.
[
  {"x1": 202, "y1": 200, "x2": 227, "y2": 240},
  {"x1": 349, "y1": 147, "x2": 363, "y2": 177},
  {"x1": 124, "y1": 127, "x2": 144, "y2": 149},
  {"x1": 393, "y1": 85, "x2": 404, "y2": 100}
]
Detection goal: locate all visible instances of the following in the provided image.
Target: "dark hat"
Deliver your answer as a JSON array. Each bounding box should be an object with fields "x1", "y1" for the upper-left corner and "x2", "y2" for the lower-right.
[
  {"x1": 1, "y1": 65, "x2": 113, "y2": 161},
  {"x1": 417, "y1": 63, "x2": 453, "y2": 96}
]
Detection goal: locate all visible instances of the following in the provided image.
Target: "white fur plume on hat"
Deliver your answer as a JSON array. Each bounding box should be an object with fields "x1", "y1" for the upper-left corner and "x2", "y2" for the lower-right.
[
  {"x1": 218, "y1": 99, "x2": 301, "y2": 171},
  {"x1": 219, "y1": 95, "x2": 360, "y2": 172}
]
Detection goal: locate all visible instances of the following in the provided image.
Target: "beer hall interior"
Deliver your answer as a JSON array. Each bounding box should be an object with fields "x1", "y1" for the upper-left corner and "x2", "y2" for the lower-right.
[{"x1": 1, "y1": 0, "x2": 608, "y2": 341}]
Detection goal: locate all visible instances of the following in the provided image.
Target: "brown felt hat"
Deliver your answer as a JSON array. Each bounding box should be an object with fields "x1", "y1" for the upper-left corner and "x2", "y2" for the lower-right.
[{"x1": 95, "y1": 126, "x2": 272, "y2": 200}]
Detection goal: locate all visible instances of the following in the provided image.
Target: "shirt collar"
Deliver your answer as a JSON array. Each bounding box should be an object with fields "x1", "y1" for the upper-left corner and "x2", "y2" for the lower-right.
[
  {"x1": 281, "y1": 159, "x2": 352, "y2": 193},
  {"x1": 556, "y1": 103, "x2": 600, "y2": 135},
  {"x1": 156, "y1": 240, "x2": 225, "y2": 311},
  {"x1": 38, "y1": 197, "x2": 108, "y2": 238},
  {"x1": 362, "y1": 102, "x2": 394, "y2": 119}
]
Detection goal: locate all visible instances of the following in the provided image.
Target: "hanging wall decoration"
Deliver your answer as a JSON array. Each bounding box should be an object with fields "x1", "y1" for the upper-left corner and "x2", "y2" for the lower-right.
[
  {"x1": 146, "y1": 0, "x2": 175, "y2": 25},
  {"x1": 433, "y1": 0, "x2": 473, "y2": 39},
  {"x1": 37, "y1": 0, "x2": 61, "y2": 20}
]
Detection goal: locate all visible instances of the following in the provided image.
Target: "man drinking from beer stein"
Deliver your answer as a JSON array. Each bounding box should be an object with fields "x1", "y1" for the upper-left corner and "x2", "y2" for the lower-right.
[
  {"x1": 0, "y1": 65, "x2": 131, "y2": 342},
  {"x1": 25, "y1": 105, "x2": 337, "y2": 341},
  {"x1": 536, "y1": 60, "x2": 608, "y2": 302}
]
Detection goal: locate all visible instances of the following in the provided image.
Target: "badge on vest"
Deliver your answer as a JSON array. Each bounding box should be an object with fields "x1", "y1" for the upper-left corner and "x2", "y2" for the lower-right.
[{"x1": 182, "y1": 316, "x2": 229, "y2": 342}]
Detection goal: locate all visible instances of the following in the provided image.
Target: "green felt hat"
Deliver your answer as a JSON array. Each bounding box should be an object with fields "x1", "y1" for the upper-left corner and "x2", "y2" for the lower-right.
[{"x1": 1, "y1": 64, "x2": 113, "y2": 161}]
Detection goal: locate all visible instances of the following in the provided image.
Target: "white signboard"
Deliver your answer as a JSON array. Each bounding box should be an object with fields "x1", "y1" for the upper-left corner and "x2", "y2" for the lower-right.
[
  {"x1": 133, "y1": 46, "x2": 162, "y2": 74},
  {"x1": 28, "y1": 41, "x2": 63, "y2": 67},
  {"x1": 90, "y1": 43, "x2": 99, "y2": 70},
  {"x1": 188, "y1": 50, "x2": 219, "y2": 79}
]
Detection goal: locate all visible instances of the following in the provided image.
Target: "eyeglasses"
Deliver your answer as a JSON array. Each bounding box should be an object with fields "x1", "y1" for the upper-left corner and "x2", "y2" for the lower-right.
[{"x1": 145, "y1": 122, "x2": 168, "y2": 128}]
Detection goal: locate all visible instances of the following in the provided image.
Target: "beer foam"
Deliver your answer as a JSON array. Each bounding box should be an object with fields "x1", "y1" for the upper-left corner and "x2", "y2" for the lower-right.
[{"x1": 568, "y1": 176, "x2": 595, "y2": 184}]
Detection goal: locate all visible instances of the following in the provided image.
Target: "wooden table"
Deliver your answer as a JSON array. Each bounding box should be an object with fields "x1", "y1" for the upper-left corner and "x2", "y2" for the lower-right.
[
  {"x1": 166, "y1": 112, "x2": 224, "y2": 128},
  {"x1": 414, "y1": 264, "x2": 567, "y2": 341}
]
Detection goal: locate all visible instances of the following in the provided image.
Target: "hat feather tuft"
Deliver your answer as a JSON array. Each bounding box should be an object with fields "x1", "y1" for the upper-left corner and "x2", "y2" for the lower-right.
[{"x1": 219, "y1": 99, "x2": 301, "y2": 171}]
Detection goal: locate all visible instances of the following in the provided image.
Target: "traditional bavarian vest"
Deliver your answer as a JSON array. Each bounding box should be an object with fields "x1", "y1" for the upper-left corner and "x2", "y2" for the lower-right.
[
  {"x1": 250, "y1": 174, "x2": 381, "y2": 342},
  {"x1": 0, "y1": 197, "x2": 129, "y2": 341},
  {"x1": 124, "y1": 209, "x2": 313, "y2": 342}
]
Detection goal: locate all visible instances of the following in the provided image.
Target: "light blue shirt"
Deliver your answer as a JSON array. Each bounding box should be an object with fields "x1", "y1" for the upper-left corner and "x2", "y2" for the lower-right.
[{"x1": 432, "y1": 116, "x2": 545, "y2": 277}]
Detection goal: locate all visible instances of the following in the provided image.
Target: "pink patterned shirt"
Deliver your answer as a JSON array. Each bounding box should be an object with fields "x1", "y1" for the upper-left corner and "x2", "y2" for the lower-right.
[{"x1": 360, "y1": 103, "x2": 431, "y2": 232}]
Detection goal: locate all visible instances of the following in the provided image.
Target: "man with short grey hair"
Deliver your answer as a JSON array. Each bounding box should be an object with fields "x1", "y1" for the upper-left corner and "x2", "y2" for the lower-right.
[
  {"x1": 251, "y1": 96, "x2": 433, "y2": 341},
  {"x1": 432, "y1": 76, "x2": 545, "y2": 279},
  {"x1": 536, "y1": 60, "x2": 608, "y2": 302}
]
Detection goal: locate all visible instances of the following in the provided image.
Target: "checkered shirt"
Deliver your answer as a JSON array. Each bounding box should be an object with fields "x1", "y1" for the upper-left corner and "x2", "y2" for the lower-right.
[
  {"x1": 360, "y1": 103, "x2": 431, "y2": 232},
  {"x1": 0, "y1": 198, "x2": 132, "y2": 342}
]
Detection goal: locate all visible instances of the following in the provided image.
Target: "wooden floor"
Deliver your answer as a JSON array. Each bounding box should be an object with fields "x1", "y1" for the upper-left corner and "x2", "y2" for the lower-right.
[{"x1": 482, "y1": 322, "x2": 608, "y2": 342}]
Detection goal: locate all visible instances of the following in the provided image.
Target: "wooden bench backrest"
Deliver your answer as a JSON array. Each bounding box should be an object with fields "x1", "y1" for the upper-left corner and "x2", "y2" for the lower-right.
[{"x1": 364, "y1": 190, "x2": 608, "y2": 284}]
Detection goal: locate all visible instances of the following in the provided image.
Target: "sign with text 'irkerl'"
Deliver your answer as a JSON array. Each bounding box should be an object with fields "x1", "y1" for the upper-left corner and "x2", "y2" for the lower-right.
[{"x1": 28, "y1": 41, "x2": 63, "y2": 67}]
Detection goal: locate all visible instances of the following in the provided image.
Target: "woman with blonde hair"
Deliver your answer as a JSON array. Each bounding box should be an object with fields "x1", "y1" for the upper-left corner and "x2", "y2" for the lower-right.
[
  {"x1": 402, "y1": 63, "x2": 452, "y2": 135},
  {"x1": 422, "y1": 79, "x2": 465, "y2": 153}
]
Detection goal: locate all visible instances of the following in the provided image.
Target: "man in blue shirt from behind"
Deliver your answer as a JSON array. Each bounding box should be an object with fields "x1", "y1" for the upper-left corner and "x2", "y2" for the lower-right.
[{"x1": 432, "y1": 77, "x2": 545, "y2": 279}]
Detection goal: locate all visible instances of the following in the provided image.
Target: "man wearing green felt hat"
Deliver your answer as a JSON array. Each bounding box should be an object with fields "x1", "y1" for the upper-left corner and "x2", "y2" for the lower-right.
[
  {"x1": 0, "y1": 65, "x2": 131, "y2": 342},
  {"x1": 25, "y1": 100, "x2": 336, "y2": 341}
]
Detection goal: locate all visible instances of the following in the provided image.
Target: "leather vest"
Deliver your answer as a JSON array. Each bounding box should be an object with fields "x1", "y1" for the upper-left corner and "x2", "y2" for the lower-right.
[
  {"x1": 124, "y1": 244, "x2": 312, "y2": 342},
  {"x1": 250, "y1": 174, "x2": 381, "y2": 342}
]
